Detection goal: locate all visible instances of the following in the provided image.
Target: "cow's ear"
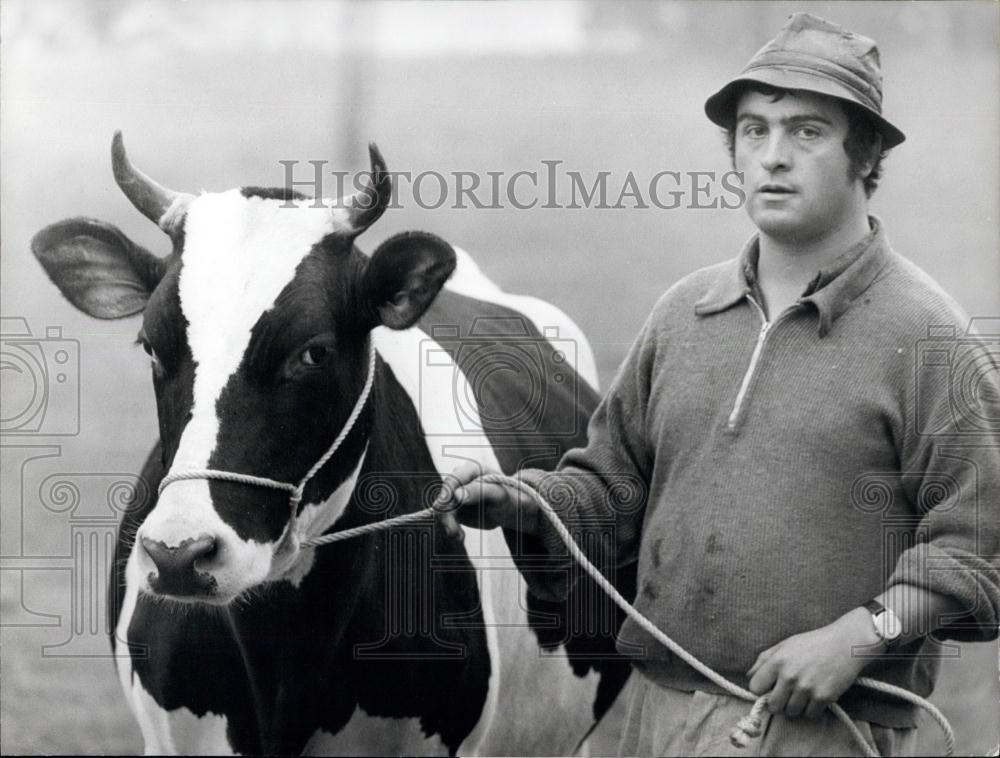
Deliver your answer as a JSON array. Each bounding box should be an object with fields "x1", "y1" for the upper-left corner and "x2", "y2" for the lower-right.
[
  {"x1": 32, "y1": 218, "x2": 167, "y2": 319},
  {"x1": 363, "y1": 231, "x2": 456, "y2": 330}
]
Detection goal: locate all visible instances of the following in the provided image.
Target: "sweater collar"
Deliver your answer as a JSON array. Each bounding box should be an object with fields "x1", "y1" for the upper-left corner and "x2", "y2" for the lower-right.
[{"x1": 694, "y1": 216, "x2": 892, "y2": 337}]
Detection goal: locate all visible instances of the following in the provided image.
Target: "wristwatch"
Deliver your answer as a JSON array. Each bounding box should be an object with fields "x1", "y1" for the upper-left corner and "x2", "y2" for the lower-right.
[{"x1": 863, "y1": 600, "x2": 902, "y2": 648}]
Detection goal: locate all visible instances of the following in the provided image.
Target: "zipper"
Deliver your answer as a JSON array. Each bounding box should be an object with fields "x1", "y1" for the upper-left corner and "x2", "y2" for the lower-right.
[{"x1": 726, "y1": 297, "x2": 794, "y2": 430}]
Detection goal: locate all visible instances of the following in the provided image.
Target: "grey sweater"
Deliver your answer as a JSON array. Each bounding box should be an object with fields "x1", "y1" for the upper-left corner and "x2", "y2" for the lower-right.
[{"x1": 517, "y1": 219, "x2": 1000, "y2": 727}]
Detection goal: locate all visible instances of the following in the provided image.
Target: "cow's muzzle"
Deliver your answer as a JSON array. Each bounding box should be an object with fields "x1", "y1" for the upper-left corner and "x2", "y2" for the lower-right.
[{"x1": 140, "y1": 534, "x2": 219, "y2": 597}]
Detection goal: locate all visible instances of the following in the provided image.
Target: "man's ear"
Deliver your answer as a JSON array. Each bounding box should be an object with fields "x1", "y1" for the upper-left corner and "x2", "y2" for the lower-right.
[
  {"x1": 854, "y1": 133, "x2": 882, "y2": 187},
  {"x1": 32, "y1": 218, "x2": 168, "y2": 319},
  {"x1": 362, "y1": 231, "x2": 457, "y2": 330}
]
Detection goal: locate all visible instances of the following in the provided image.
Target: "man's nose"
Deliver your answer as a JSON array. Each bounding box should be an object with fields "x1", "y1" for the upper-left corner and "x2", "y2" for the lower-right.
[{"x1": 760, "y1": 133, "x2": 792, "y2": 173}]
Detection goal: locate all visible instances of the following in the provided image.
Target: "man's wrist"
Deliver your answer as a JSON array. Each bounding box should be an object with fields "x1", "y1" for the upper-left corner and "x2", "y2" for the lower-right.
[
  {"x1": 873, "y1": 585, "x2": 965, "y2": 647},
  {"x1": 840, "y1": 606, "x2": 889, "y2": 656}
]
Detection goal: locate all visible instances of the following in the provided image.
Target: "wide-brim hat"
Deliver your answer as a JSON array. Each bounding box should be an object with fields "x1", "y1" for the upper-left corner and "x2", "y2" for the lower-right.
[{"x1": 705, "y1": 13, "x2": 905, "y2": 149}]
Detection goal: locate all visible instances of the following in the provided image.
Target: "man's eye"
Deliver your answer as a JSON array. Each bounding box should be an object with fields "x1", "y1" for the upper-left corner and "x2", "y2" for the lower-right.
[
  {"x1": 742, "y1": 125, "x2": 766, "y2": 139},
  {"x1": 301, "y1": 345, "x2": 329, "y2": 367},
  {"x1": 797, "y1": 127, "x2": 821, "y2": 139}
]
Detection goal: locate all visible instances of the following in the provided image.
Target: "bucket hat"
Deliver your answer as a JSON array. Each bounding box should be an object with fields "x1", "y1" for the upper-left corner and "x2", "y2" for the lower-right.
[{"x1": 704, "y1": 12, "x2": 905, "y2": 148}]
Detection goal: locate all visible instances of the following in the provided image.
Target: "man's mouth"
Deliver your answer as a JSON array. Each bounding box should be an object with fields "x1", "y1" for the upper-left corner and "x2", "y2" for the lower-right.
[{"x1": 758, "y1": 184, "x2": 796, "y2": 195}]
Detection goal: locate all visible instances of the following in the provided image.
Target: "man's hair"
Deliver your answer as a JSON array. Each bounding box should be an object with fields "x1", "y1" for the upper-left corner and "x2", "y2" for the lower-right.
[{"x1": 722, "y1": 83, "x2": 890, "y2": 197}]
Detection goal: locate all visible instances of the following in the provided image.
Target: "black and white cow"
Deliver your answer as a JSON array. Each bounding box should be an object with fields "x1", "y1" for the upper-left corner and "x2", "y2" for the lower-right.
[{"x1": 32, "y1": 134, "x2": 636, "y2": 756}]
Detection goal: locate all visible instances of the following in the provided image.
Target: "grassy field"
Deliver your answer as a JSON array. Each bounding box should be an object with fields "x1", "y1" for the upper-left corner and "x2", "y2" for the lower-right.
[{"x1": 2, "y1": 2, "x2": 998, "y2": 754}]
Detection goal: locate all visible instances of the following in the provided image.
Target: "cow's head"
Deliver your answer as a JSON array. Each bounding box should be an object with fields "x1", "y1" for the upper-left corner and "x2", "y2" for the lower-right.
[{"x1": 33, "y1": 133, "x2": 456, "y2": 604}]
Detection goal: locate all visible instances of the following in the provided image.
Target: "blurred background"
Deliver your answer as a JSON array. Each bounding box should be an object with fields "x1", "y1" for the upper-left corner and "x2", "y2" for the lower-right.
[{"x1": 1, "y1": 1, "x2": 997, "y2": 754}]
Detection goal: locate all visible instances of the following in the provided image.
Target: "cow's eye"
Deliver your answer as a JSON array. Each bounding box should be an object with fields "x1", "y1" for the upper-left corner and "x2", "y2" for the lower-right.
[
  {"x1": 301, "y1": 345, "x2": 329, "y2": 367},
  {"x1": 136, "y1": 332, "x2": 160, "y2": 365}
]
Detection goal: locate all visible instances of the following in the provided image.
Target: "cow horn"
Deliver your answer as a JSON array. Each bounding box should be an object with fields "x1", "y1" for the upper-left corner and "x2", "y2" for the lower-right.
[
  {"x1": 339, "y1": 142, "x2": 392, "y2": 237},
  {"x1": 112, "y1": 131, "x2": 192, "y2": 234}
]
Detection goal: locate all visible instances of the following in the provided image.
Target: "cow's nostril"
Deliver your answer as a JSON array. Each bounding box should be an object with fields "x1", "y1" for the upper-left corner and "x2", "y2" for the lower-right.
[
  {"x1": 140, "y1": 534, "x2": 218, "y2": 596},
  {"x1": 192, "y1": 536, "x2": 218, "y2": 568}
]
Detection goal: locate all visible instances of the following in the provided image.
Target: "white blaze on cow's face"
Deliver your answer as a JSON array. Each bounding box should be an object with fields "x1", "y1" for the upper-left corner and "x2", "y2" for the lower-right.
[{"x1": 134, "y1": 190, "x2": 350, "y2": 602}]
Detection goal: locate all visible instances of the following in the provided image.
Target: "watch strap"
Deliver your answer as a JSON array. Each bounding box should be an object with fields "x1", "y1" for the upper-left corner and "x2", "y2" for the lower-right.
[{"x1": 863, "y1": 599, "x2": 886, "y2": 616}]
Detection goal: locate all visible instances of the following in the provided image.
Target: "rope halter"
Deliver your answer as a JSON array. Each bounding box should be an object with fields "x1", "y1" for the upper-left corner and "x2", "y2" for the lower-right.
[{"x1": 157, "y1": 342, "x2": 377, "y2": 547}]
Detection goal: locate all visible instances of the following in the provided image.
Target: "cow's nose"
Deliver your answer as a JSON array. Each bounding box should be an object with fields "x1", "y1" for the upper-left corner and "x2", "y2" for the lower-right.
[{"x1": 140, "y1": 534, "x2": 218, "y2": 596}]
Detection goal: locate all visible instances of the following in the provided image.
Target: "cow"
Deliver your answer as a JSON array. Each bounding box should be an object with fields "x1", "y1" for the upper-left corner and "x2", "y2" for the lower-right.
[{"x1": 31, "y1": 133, "x2": 637, "y2": 756}]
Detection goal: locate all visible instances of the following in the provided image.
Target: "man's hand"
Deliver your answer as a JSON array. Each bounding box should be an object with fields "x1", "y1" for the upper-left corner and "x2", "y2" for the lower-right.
[
  {"x1": 433, "y1": 462, "x2": 542, "y2": 542},
  {"x1": 747, "y1": 607, "x2": 884, "y2": 719}
]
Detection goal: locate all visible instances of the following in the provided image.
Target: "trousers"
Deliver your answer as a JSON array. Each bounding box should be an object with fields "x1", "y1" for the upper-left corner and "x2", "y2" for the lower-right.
[{"x1": 616, "y1": 672, "x2": 917, "y2": 757}]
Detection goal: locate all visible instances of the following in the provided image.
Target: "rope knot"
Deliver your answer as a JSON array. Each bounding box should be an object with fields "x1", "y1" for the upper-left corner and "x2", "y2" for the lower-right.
[
  {"x1": 728, "y1": 695, "x2": 767, "y2": 749},
  {"x1": 729, "y1": 713, "x2": 763, "y2": 749}
]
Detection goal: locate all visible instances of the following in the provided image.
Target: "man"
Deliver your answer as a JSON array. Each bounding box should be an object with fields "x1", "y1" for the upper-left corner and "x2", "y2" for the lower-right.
[{"x1": 437, "y1": 13, "x2": 999, "y2": 756}]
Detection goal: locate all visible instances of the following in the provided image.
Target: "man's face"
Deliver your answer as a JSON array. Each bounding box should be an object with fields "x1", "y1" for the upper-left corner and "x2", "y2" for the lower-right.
[{"x1": 734, "y1": 89, "x2": 864, "y2": 245}]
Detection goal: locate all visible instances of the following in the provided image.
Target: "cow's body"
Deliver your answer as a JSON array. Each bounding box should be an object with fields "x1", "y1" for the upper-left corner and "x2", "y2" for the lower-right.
[
  {"x1": 112, "y1": 252, "x2": 626, "y2": 756},
  {"x1": 34, "y1": 137, "x2": 634, "y2": 756}
]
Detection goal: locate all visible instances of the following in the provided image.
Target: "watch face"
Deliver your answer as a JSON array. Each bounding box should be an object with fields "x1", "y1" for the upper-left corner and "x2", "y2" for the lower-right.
[{"x1": 875, "y1": 610, "x2": 902, "y2": 641}]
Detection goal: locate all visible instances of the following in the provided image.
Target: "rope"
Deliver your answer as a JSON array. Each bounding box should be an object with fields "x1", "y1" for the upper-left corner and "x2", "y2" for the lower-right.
[
  {"x1": 294, "y1": 343, "x2": 377, "y2": 507},
  {"x1": 475, "y1": 473, "x2": 956, "y2": 757},
  {"x1": 300, "y1": 508, "x2": 433, "y2": 548},
  {"x1": 158, "y1": 469, "x2": 297, "y2": 497},
  {"x1": 853, "y1": 678, "x2": 954, "y2": 755},
  {"x1": 157, "y1": 343, "x2": 378, "y2": 518},
  {"x1": 298, "y1": 473, "x2": 954, "y2": 757}
]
